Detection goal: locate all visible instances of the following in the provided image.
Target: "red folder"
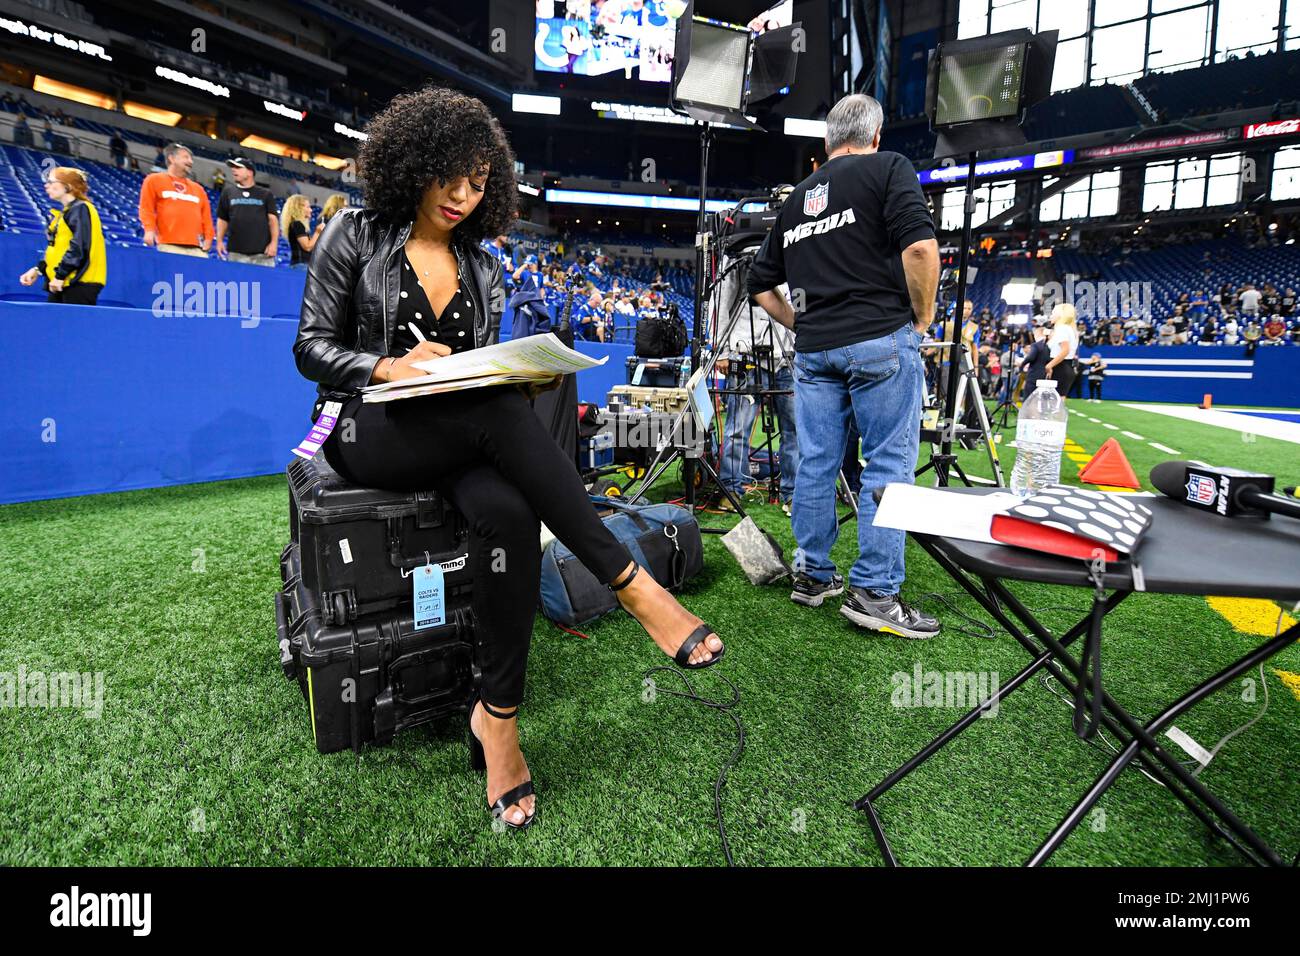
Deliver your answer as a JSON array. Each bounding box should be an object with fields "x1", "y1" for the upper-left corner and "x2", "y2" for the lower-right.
[{"x1": 990, "y1": 515, "x2": 1119, "y2": 562}]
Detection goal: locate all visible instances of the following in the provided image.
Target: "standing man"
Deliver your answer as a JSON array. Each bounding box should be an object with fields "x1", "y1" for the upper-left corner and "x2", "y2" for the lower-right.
[
  {"x1": 747, "y1": 93, "x2": 941, "y2": 639},
  {"x1": 138, "y1": 143, "x2": 213, "y2": 257},
  {"x1": 215, "y1": 158, "x2": 279, "y2": 266}
]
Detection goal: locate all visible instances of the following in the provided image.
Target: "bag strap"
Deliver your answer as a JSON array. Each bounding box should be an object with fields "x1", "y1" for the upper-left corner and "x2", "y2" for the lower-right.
[{"x1": 588, "y1": 494, "x2": 652, "y2": 533}]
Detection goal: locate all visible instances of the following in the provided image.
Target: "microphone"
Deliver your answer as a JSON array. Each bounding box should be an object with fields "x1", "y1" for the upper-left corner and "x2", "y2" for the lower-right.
[{"x1": 1150, "y1": 461, "x2": 1300, "y2": 522}]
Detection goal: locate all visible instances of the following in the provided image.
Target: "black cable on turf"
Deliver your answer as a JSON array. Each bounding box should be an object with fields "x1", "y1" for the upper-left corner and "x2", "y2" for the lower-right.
[
  {"x1": 641, "y1": 665, "x2": 744, "y2": 866},
  {"x1": 912, "y1": 591, "x2": 998, "y2": 640}
]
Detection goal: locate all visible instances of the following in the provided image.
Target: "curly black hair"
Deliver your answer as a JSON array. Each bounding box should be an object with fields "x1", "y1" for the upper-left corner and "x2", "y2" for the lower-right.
[{"x1": 359, "y1": 86, "x2": 518, "y2": 243}]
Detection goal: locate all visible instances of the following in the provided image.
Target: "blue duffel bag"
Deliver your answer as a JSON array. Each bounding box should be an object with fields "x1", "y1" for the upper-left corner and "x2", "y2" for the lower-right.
[{"x1": 538, "y1": 495, "x2": 704, "y2": 627}]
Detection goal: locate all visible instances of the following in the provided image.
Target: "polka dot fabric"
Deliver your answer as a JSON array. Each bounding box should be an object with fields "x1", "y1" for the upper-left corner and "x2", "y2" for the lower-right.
[{"x1": 1005, "y1": 486, "x2": 1153, "y2": 554}]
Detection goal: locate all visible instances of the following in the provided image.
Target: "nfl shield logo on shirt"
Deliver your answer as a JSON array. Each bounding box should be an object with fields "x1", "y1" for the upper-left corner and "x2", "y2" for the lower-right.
[{"x1": 803, "y1": 182, "x2": 829, "y2": 217}]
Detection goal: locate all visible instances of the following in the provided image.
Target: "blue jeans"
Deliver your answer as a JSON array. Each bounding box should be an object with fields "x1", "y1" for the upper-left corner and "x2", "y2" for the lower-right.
[
  {"x1": 792, "y1": 323, "x2": 923, "y2": 594},
  {"x1": 719, "y1": 363, "x2": 799, "y2": 503}
]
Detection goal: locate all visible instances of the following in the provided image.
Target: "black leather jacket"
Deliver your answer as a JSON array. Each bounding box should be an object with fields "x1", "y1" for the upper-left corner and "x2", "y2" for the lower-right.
[{"x1": 294, "y1": 207, "x2": 504, "y2": 406}]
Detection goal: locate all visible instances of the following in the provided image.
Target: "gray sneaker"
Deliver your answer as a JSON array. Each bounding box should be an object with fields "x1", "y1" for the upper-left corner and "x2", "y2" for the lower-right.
[
  {"x1": 790, "y1": 572, "x2": 845, "y2": 607},
  {"x1": 840, "y1": 587, "x2": 940, "y2": 639}
]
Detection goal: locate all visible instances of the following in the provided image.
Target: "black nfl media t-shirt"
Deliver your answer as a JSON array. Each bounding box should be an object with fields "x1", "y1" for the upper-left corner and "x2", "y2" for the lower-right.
[
  {"x1": 217, "y1": 183, "x2": 277, "y2": 255},
  {"x1": 746, "y1": 151, "x2": 936, "y2": 353}
]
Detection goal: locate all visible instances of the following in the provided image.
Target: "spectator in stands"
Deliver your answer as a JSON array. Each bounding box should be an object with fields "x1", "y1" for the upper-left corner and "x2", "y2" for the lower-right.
[
  {"x1": 109, "y1": 132, "x2": 127, "y2": 169},
  {"x1": 1261, "y1": 283, "x2": 1280, "y2": 317},
  {"x1": 1085, "y1": 353, "x2": 1106, "y2": 402},
  {"x1": 1198, "y1": 314, "x2": 1219, "y2": 344},
  {"x1": 281, "y1": 195, "x2": 319, "y2": 270},
  {"x1": 139, "y1": 144, "x2": 213, "y2": 257},
  {"x1": 12, "y1": 112, "x2": 33, "y2": 147},
  {"x1": 1044, "y1": 303, "x2": 1080, "y2": 398},
  {"x1": 1238, "y1": 282, "x2": 1261, "y2": 319},
  {"x1": 509, "y1": 255, "x2": 551, "y2": 336},
  {"x1": 1190, "y1": 289, "x2": 1208, "y2": 322},
  {"x1": 1263, "y1": 315, "x2": 1287, "y2": 345},
  {"x1": 295, "y1": 85, "x2": 723, "y2": 831},
  {"x1": 320, "y1": 192, "x2": 348, "y2": 225},
  {"x1": 41, "y1": 119, "x2": 54, "y2": 151},
  {"x1": 1222, "y1": 311, "x2": 1240, "y2": 345},
  {"x1": 1171, "y1": 304, "x2": 1190, "y2": 344},
  {"x1": 18, "y1": 167, "x2": 106, "y2": 305},
  {"x1": 482, "y1": 234, "x2": 513, "y2": 283},
  {"x1": 1281, "y1": 287, "x2": 1296, "y2": 319},
  {"x1": 216, "y1": 158, "x2": 278, "y2": 267},
  {"x1": 1157, "y1": 316, "x2": 1177, "y2": 345},
  {"x1": 1106, "y1": 320, "x2": 1124, "y2": 346}
]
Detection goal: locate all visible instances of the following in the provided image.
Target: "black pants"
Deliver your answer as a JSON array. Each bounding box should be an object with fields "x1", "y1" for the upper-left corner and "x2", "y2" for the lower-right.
[
  {"x1": 1088, "y1": 378, "x2": 1103, "y2": 400},
  {"x1": 324, "y1": 385, "x2": 632, "y2": 709},
  {"x1": 1053, "y1": 361, "x2": 1077, "y2": 399},
  {"x1": 46, "y1": 282, "x2": 101, "y2": 305}
]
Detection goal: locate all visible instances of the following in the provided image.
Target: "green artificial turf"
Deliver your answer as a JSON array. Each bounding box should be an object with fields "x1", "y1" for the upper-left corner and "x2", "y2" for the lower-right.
[{"x1": 1, "y1": 399, "x2": 1297, "y2": 866}]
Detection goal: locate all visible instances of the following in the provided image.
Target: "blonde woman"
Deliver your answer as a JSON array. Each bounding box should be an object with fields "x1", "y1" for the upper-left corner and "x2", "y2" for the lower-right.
[
  {"x1": 280, "y1": 194, "x2": 320, "y2": 270},
  {"x1": 320, "y1": 192, "x2": 348, "y2": 224},
  {"x1": 1044, "y1": 302, "x2": 1080, "y2": 399}
]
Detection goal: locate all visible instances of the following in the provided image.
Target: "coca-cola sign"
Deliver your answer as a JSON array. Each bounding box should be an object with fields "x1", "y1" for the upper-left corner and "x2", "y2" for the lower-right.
[{"x1": 1244, "y1": 119, "x2": 1300, "y2": 139}]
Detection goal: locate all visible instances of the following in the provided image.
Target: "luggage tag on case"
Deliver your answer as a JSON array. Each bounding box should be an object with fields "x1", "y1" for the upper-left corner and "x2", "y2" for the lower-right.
[
  {"x1": 292, "y1": 401, "x2": 342, "y2": 460},
  {"x1": 407, "y1": 552, "x2": 445, "y2": 630}
]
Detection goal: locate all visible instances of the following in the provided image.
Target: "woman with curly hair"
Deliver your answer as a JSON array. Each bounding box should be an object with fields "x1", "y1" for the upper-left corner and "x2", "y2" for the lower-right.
[{"x1": 294, "y1": 86, "x2": 725, "y2": 831}]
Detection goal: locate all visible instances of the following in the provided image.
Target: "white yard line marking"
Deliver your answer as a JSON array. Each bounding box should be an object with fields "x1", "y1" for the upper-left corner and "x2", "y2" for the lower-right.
[
  {"x1": 1103, "y1": 423, "x2": 1118, "y2": 430},
  {"x1": 1087, "y1": 417, "x2": 1101, "y2": 423},
  {"x1": 1149, "y1": 442, "x2": 1181, "y2": 455},
  {"x1": 1121, "y1": 430, "x2": 1145, "y2": 440}
]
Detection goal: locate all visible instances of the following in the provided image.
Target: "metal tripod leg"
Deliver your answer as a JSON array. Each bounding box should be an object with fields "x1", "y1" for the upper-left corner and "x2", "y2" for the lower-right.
[{"x1": 964, "y1": 364, "x2": 1005, "y2": 487}]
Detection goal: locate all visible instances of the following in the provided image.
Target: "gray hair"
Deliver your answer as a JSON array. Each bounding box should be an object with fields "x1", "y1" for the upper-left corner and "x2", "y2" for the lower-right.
[
  {"x1": 825, "y1": 94, "x2": 883, "y2": 152},
  {"x1": 164, "y1": 143, "x2": 192, "y2": 162}
]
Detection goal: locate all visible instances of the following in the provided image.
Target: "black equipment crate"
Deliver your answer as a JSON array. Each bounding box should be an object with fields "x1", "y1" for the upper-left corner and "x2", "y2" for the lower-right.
[
  {"x1": 626, "y1": 356, "x2": 688, "y2": 388},
  {"x1": 276, "y1": 541, "x2": 478, "y2": 753},
  {"x1": 286, "y1": 456, "x2": 472, "y2": 625}
]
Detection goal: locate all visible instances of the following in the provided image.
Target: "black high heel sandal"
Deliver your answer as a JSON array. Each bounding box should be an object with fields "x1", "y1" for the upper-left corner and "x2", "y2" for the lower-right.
[
  {"x1": 468, "y1": 698, "x2": 536, "y2": 831},
  {"x1": 608, "y1": 563, "x2": 725, "y2": 670}
]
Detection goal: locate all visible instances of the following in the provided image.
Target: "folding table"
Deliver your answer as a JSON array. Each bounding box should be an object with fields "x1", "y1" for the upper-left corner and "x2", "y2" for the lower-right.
[{"x1": 855, "y1": 490, "x2": 1300, "y2": 866}]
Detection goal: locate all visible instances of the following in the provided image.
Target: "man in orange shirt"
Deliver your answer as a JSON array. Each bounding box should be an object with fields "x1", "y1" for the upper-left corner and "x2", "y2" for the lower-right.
[{"x1": 138, "y1": 144, "x2": 213, "y2": 257}]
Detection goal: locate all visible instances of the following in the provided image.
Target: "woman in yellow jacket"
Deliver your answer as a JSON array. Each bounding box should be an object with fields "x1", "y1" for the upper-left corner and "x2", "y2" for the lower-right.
[{"x1": 18, "y1": 167, "x2": 107, "y2": 304}]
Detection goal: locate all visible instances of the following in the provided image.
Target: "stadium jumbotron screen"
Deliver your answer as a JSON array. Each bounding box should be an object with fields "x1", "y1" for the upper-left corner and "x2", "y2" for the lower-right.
[
  {"x1": 534, "y1": 0, "x2": 791, "y2": 82},
  {"x1": 935, "y1": 43, "x2": 1027, "y2": 126}
]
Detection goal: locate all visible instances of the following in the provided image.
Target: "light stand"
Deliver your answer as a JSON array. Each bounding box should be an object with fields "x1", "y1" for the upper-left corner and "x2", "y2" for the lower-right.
[
  {"x1": 919, "y1": 26, "x2": 1058, "y2": 485},
  {"x1": 623, "y1": 3, "x2": 800, "y2": 519}
]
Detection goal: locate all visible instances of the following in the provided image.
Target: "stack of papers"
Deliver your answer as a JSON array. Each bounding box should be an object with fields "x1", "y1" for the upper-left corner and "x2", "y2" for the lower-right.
[{"x1": 361, "y1": 333, "x2": 607, "y2": 404}]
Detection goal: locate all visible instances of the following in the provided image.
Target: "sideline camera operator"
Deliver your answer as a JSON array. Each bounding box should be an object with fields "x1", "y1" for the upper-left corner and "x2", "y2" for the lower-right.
[{"x1": 747, "y1": 93, "x2": 941, "y2": 640}]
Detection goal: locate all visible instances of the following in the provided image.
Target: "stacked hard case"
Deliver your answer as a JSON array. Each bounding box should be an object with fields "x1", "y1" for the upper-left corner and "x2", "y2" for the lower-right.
[{"x1": 275, "y1": 456, "x2": 479, "y2": 753}]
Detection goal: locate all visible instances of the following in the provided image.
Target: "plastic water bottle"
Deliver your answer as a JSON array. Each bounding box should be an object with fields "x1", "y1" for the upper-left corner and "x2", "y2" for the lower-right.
[{"x1": 1010, "y1": 379, "x2": 1067, "y2": 496}]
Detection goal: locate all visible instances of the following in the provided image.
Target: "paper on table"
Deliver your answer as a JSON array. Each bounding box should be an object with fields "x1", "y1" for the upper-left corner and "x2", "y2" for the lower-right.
[
  {"x1": 871, "y1": 483, "x2": 1022, "y2": 544},
  {"x1": 361, "y1": 371, "x2": 539, "y2": 403},
  {"x1": 361, "y1": 332, "x2": 605, "y2": 403}
]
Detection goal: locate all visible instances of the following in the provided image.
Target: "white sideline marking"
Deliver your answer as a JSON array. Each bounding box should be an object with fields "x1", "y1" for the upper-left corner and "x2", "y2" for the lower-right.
[{"x1": 1118, "y1": 403, "x2": 1300, "y2": 447}]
